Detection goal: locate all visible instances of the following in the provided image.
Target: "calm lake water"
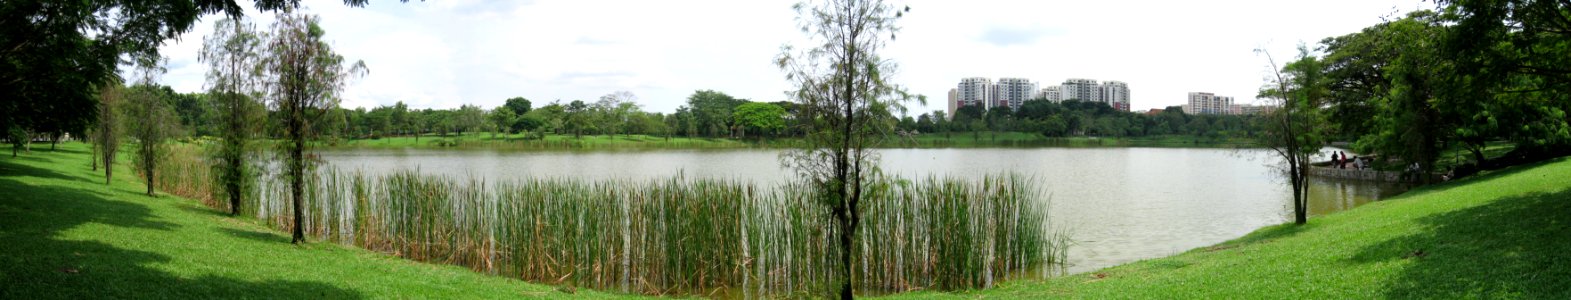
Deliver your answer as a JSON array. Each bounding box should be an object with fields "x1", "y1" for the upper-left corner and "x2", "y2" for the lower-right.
[{"x1": 321, "y1": 147, "x2": 1405, "y2": 274}]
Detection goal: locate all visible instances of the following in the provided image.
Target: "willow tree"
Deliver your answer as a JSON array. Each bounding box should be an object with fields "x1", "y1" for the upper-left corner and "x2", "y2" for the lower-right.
[
  {"x1": 777, "y1": 0, "x2": 915, "y2": 298},
  {"x1": 202, "y1": 17, "x2": 267, "y2": 216},
  {"x1": 264, "y1": 12, "x2": 366, "y2": 244},
  {"x1": 1257, "y1": 46, "x2": 1327, "y2": 225}
]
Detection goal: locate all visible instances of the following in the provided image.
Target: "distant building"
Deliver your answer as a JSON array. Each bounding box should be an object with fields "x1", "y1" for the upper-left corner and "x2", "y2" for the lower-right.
[
  {"x1": 1101, "y1": 81, "x2": 1130, "y2": 112},
  {"x1": 957, "y1": 77, "x2": 993, "y2": 110},
  {"x1": 1036, "y1": 86, "x2": 1062, "y2": 102},
  {"x1": 1060, "y1": 78, "x2": 1103, "y2": 103},
  {"x1": 951, "y1": 77, "x2": 1131, "y2": 112},
  {"x1": 1144, "y1": 108, "x2": 1165, "y2": 116},
  {"x1": 1234, "y1": 103, "x2": 1275, "y2": 115},
  {"x1": 946, "y1": 88, "x2": 958, "y2": 120},
  {"x1": 993, "y1": 77, "x2": 1037, "y2": 110},
  {"x1": 1187, "y1": 92, "x2": 1235, "y2": 115}
]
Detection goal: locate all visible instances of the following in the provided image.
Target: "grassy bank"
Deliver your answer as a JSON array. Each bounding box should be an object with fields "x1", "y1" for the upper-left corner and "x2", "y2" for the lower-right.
[
  {"x1": 889, "y1": 156, "x2": 1571, "y2": 299},
  {"x1": 0, "y1": 143, "x2": 635, "y2": 299}
]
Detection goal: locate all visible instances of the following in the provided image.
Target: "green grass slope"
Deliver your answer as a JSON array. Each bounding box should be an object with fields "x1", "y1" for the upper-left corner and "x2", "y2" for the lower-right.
[
  {"x1": 891, "y1": 156, "x2": 1571, "y2": 299},
  {"x1": 0, "y1": 143, "x2": 638, "y2": 299}
]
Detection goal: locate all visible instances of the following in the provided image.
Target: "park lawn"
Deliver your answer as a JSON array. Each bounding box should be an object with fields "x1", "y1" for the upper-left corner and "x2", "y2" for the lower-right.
[
  {"x1": 886, "y1": 156, "x2": 1571, "y2": 299},
  {"x1": 0, "y1": 142, "x2": 645, "y2": 299}
]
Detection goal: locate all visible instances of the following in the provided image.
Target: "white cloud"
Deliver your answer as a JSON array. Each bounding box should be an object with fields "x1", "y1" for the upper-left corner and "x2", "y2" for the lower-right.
[{"x1": 156, "y1": 0, "x2": 1433, "y2": 115}]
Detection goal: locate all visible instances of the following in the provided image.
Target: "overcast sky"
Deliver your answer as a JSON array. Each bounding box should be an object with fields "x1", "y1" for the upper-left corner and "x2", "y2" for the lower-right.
[{"x1": 156, "y1": 0, "x2": 1435, "y2": 114}]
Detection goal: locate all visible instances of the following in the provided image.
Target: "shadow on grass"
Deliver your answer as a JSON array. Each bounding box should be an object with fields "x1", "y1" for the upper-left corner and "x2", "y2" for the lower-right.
[
  {"x1": 0, "y1": 159, "x2": 78, "y2": 182},
  {"x1": 1215, "y1": 222, "x2": 1316, "y2": 249},
  {"x1": 0, "y1": 161, "x2": 363, "y2": 299},
  {"x1": 222, "y1": 227, "x2": 288, "y2": 243},
  {"x1": 1351, "y1": 188, "x2": 1571, "y2": 298}
]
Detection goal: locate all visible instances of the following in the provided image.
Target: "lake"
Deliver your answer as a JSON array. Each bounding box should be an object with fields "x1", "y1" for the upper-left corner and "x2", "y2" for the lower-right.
[{"x1": 321, "y1": 147, "x2": 1405, "y2": 275}]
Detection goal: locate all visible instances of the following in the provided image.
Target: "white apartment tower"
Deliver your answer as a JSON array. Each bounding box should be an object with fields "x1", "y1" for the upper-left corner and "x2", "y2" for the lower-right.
[
  {"x1": 956, "y1": 77, "x2": 993, "y2": 110},
  {"x1": 1187, "y1": 92, "x2": 1235, "y2": 115},
  {"x1": 1101, "y1": 81, "x2": 1131, "y2": 111},
  {"x1": 1036, "y1": 86, "x2": 1062, "y2": 102},
  {"x1": 993, "y1": 77, "x2": 1037, "y2": 110},
  {"x1": 1060, "y1": 78, "x2": 1103, "y2": 103},
  {"x1": 952, "y1": 77, "x2": 1131, "y2": 112}
]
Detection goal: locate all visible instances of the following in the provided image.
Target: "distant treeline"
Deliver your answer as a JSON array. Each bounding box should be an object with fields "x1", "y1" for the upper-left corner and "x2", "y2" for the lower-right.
[
  {"x1": 898, "y1": 100, "x2": 1258, "y2": 140},
  {"x1": 146, "y1": 89, "x2": 1254, "y2": 145},
  {"x1": 132, "y1": 89, "x2": 801, "y2": 142}
]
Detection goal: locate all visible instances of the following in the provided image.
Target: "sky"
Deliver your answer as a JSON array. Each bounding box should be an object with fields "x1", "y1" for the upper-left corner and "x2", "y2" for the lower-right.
[{"x1": 156, "y1": 0, "x2": 1437, "y2": 114}]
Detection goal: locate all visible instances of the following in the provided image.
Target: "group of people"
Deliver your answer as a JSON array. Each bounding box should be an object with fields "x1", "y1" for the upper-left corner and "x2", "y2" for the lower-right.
[{"x1": 1330, "y1": 151, "x2": 1366, "y2": 170}]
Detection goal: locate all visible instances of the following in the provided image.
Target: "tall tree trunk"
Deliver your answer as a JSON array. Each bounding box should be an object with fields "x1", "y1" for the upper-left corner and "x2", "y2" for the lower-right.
[
  {"x1": 1292, "y1": 159, "x2": 1308, "y2": 225},
  {"x1": 228, "y1": 154, "x2": 243, "y2": 216},
  {"x1": 145, "y1": 153, "x2": 156, "y2": 196},
  {"x1": 291, "y1": 117, "x2": 306, "y2": 244},
  {"x1": 104, "y1": 150, "x2": 114, "y2": 184}
]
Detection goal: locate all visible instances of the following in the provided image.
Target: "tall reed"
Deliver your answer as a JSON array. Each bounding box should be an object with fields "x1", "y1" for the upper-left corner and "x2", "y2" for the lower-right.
[{"x1": 164, "y1": 147, "x2": 1068, "y2": 297}]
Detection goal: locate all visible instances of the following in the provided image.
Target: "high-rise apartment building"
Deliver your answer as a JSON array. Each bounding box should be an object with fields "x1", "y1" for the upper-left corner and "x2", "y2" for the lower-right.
[
  {"x1": 1060, "y1": 78, "x2": 1103, "y2": 103},
  {"x1": 951, "y1": 77, "x2": 1132, "y2": 112},
  {"x1": 956, "y1": 77, "x2": 993, "y2": 110},
  {"x1": 993, "y1": 77, "x2": 1037, "y2": 110},
  {"x1": 946, "y1": 88, "x2": 958, "y2": 120},
  {"x1": 1036, "y1": 86, "x2": 1062, "y2": 102},
  {"x1": 1187, "y1": 92, "x2": 1234, "y2": 115},
  {"x1": 1101, "y1": 81, "x2": 1130, "y2": 112}
]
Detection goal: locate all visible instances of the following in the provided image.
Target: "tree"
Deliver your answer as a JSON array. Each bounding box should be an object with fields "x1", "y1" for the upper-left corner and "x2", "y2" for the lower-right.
[
  {"x1": 777, "y1": 0, "x2": 915, "y2": 297},
  {"x1": 264, "y1": 12, "x2": 367, "y2": 244},
  {"x1": 202, "y1": 16, "x2": 267, "y2": 216},
  {"x1": 0, "y1": 1, "x2": 395, "y2": 150},
  {"x1": 95, "y1": 83, "x2": 124, "y2": 184},
  {"x1": 564, "y1": 100, "x2": 591, "y2": 139},
  {"x1": 390, "y1": 101, "x2": 411, "y2": 137},
  {"x1": 595, "y1": 91, "x2": 638, "y2": 138},
  {"x1": 123, "y1": 65, "x2": 183, "y2": 197},
  {"x1": 931, "y1": 110, "x2": 949, "y2": 137},
  {"x1": 1256, "y1": 46, "x2": 1328, "y2": 225},
  {"x1": 454, "y1": 104, "x2": 486, "y2": 136},
  {"x1": 8, "y1": 127, "x2": 27, "y2": 157},
  {"x1": 488, "y1": 107, "x2": 516, "y2": 137},
  {"x1": 1441, "y1": 0, "x2": 1571, "y2": 103},
  {"x1": 1436, "y1": 2, "x2": 1571, "y2": 163},
  {"x1": 686, "y1": 90, "x2": 747, "y2": 137},
  {"x1": 504, "y1": 97, "x2": 533, "y2": 116},
  {"x1": 733, "y1": 102, "x2": 787, "y2": 139}
]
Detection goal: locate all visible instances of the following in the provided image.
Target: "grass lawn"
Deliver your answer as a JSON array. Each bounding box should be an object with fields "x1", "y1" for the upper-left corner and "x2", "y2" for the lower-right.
[
  {"x1": 0, "y1": 142, "x2": 641, "y2": 299},
  {"x1": 887, "y1": 156, "x2": 1571, "y2": 299}
]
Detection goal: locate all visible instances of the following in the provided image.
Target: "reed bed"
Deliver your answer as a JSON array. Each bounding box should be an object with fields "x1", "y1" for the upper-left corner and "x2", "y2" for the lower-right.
[
  {"x1": 151, "y1": 144, "x2": 218, "y2": 207},
  {"x1": 161, "y1": 148, "x2": 1067, "y2": 297}
]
